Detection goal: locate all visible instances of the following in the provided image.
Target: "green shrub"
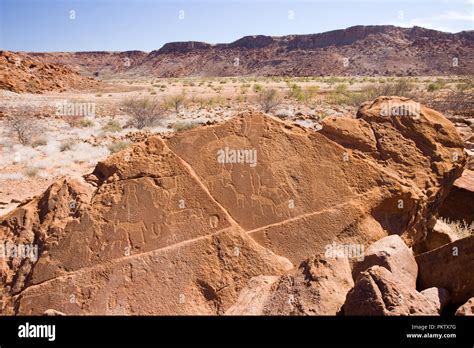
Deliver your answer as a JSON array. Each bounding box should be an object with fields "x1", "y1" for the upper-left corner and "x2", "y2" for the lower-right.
[
  {"x1": 427, "y1": 79, "x2": 446, "y2": 92},
  {"x1": 173, "y1": 121, "x2": 200, "y2": 132},
  {"x1": 258, "y1": 88, "x2": 281, "y2": 113},
  {"x1": 253, "y1": 84, "x2": 263, "y2": 93},
  {"x1": 31, "y1": 138, "x2": 47, "y2": 148},
  {"x1": 101, "y1": 120, "x2": 122, "y2": 132},
  {"x1": 287, "y1": 83, "x2": 305, "y2": 101},
  {"x1": 108, "y1": 141, "x2": 130, "y2": 154},
  {"x1": 163, "y1": 94, "x2": 187, "y2": 114},
  {"x1": 78, "y1": 118, "x2": 94, "y2": 128},
  {"x1": 456, "y1": 82, "x2": 473, "y2": 91},
  {"x1": 122, "y1": 96, "x2": 164, "y2": 129}
]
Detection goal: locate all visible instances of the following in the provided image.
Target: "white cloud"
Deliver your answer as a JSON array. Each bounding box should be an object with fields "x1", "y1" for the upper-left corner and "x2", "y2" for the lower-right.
[
  {"x1": 386, "y1": 9, "x2": 474, "y2": 32},
  {"x1": 443, "y1": 10, "x2": 474, "y2": 21}
]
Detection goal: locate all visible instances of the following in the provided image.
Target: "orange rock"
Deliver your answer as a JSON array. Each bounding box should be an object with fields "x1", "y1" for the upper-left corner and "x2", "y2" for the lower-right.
[{"x1": 0, "y1": 98, "x2": 467, "y2": 315}]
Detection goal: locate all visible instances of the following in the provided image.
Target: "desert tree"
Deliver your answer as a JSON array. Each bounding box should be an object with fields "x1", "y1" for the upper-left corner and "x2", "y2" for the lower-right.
[
  {"x1": 258, "y1": 88, "x2": 281, "y2": 113},
  {"x1": 121, "y1": 96, "x2": 165, "y2": 129},
  {"x1": 6, "y1": 106, "x2": 41, "y2": 145}
]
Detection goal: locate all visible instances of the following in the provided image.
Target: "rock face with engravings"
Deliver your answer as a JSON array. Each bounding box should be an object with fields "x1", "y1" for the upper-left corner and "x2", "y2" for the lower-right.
[{"x1": 0, "y1": 97, "x2": 470, "y2": 315}]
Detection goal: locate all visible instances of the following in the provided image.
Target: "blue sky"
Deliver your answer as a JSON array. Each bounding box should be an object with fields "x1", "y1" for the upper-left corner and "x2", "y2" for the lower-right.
[{"x1": 1, "y1": 0, "x2": 473, "y2": 52}]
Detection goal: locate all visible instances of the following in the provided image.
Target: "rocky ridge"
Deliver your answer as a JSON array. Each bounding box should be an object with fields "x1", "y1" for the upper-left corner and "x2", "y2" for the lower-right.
[{"x1": 28, "y1": 25, "x2": 474, "y2": 77}]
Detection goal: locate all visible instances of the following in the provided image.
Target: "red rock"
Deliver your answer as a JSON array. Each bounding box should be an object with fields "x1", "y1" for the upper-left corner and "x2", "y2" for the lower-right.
[
  {"x1": 416, "y1": 236, "x2": 474, "y2": 303},
  {"x1": 343, "y1": 266, "x2": 439, "y2": 315},
  {"x1": 27, "y1": 26, "x2": 474, "y2": 77},
  {"x1": 0, "y1": 98, "x2": 466, "y2": 315},
  {"x1": 351, "y1": 235, "x2": 418, "y2": 288},
  {"x1": 439, "y1": 169, "x2": 474, "y2": 224},
  {"x1": 0, "y1": 51, "x2": 100, "y2": 93}
]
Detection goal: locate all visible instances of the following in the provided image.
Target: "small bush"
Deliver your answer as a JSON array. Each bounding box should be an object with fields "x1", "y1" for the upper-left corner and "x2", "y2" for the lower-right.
[
  {"x1": 31, "y1": 138, "x2": 47, "y2": 148},
  {"x1": 102, "y1": 120, "x2": 122, "y2": 133},
  {"x1": 304, "y1": 86, "x2": 320, "y2": 100},
  {"x1": 163, "y1": 94, "x2": 187, "y2": 114},
  {"x1": 6, "y1": 107, "x2": 41, "y2": 145},
  {"x1": 240, "y1": 85, "x2": 249, "y2": 94},
  {"x1": 108, "y1": 141, "x2": 130, "y2": 154},
  {"x1": 287, "y1": 83, "x2": 305, "y2": 101},
  {"x1": 274, "y1": 108, "x2": 293, "y2": 118},
  {"x1": 253, "y1": 84, "x2": 263, "y2": 93},
  {"x1": 335, "y1": 83, "x2": 348, "y2": 94},
  {"x1": 78, "y1": 118, "x2": 94, "y2": 128},
  {"x1": 173, "y1": 121, "x2": 200, "y2": 132},
  {"x1": 26, "y1": 80, "x2": 39, "y2": 92},
  {"x1": 440, "y1": 218, "x2": 474, "y2": 239},
  {"x1": 60, "y1": 139, "x2": 75, "y2": 152},
  {"x1": 427, "y1": 79, "x2": 446, "y2": 92},
  {"x1": 24, "y1": 167, "x2": 39, "y2": 177},
  {"x1": 122, "y1": 96, "x2": 165, "y2": 129},
  {"x1": 258, "y1": 88, "x2": 281, "y2": 113},
  {"x1": 456, "y1": 82, "x2": 473, "y2": 91}
]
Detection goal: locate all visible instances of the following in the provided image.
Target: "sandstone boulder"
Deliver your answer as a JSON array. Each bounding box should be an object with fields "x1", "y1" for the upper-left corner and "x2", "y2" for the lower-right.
[
  {"x1": 351, "y1": 235, "x2": 418, "y2": 288},
  {"x1": 343, "y1": 266, "x2": 438, "y2": 315},
  {"x1": 416, "y1": 236, "x2": 474, "y2": 303},
  {"x1": 439, "y1": 169, "x2": 474, "y2": 224},
  {"x1": 1, "y1": 137, "x2": 292, "y2": 315},
  {"x1": 227, "y1": 255, "x2": 354, "y2": 315},
  {"x1": 455, "y1": 297, "x2": 474, "y2": 316},
  {"x1": 420, "y1": 287, "x2": 451, "y2": 314},
  {"x1": 225, "y1": 276, "x2": 279, "y2": 315}
]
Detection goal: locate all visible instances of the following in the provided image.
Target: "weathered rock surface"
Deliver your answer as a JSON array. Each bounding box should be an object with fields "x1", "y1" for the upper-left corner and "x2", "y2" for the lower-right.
[
  {"x1": 227, "y1": 255, "x2": 354, "y2": 315},
  {"x1": 420, "y1": 287, "x2": 451, "y2": 314},
  {"x1": 225, "y1": 276, "x2": 280, "y2": 315},
  {"x1": 1, "y1": 137, "x2": 292, "y2": 315},
  {"x1": 342, "y1": 266, "x2": 439, "y2": 315},
  {"x1": 455, "y1": 297, "x2": 474, "y2": 316},
  {"x1": 351, "y1": 235, "x2": 418, "y2": 288},
  {"x1": 261, "y1": 256, "x2": 354, "y2": 315},
  {"x1": 0, "y1": 51, "x2": 99, "y2": 93},
  {"x1": 0, "y1": 97, "x2": 467, "y2": 315},
  {"x1": 416, "y1": 236, "x2": 474, "y2": 304},
  {"x1": 439, "y1": 169, "x2": 474, "y2": 224},
  {"x1": 420, "y1": 219, "x2": 457, "y2": 252},
  {"x1": 43, "y1": 309, "x2": 66, "y2": 316}
]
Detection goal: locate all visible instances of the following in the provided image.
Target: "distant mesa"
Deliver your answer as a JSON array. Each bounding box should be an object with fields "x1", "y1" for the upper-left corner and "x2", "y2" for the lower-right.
[{"x1": 1, "y1": 25, "x2": 473, "y2": 86}]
